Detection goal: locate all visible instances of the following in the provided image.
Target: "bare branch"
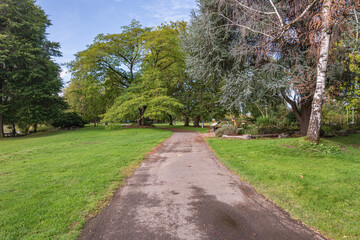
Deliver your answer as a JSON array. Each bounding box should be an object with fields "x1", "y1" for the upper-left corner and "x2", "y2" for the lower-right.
[
  {"x1": 220, "y1": 14, "x2": 274, "y2": 39},
  {"x1": 233, "y1": 0, "x2": 276, "y2": 15},
  {"x1": 269, "y1": 0, "x2": 284, "y2": 26}
]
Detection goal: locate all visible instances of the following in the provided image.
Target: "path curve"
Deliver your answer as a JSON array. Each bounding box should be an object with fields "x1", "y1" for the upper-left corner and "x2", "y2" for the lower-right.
[{"x1": 80, "y1": 129, "x2": 325, "y2": 240}]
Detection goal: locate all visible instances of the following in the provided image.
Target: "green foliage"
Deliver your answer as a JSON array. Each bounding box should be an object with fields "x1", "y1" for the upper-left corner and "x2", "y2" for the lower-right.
[
  {"x1": 0, "y1": 127, "x2": 172, "y2": 239},
  {"x1": 255, "y1": 116, "x2": 277, "y2": 128},
  {"x1": 215, "y1": 124, "x2": 237, "y2": 137},
  {"x1": 207, "y1": 135, "x2": 360, "y2": 239},
  {"x1": 299, "y1": 141, "x2": 341, "y2": 154},
  {"x1": 51, "y1": 112, "x2": 86, "y2": 128},
  {"x1": 0, "y1": 0, "x2": 65, "y2": 134}
]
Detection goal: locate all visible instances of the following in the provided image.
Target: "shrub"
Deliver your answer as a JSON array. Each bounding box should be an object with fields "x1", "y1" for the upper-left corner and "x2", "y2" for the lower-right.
[
  {"x1": 255, "y1": 116, "x2": 277, "y2": 127},
  {"x1": 215, "y1": 124, "x2": 238, "y2": 137},
  {"x1": 52, "y1": 112, "x2": 86, "y2": 128}
]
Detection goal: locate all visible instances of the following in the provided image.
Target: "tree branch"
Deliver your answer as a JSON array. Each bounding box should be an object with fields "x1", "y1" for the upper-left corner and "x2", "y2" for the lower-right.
[
  {"x1": 220, "y1": 14, "x2": 274, "y2": 39},
  {"x1": 233, "y1": 0, "x2": 276, "y2": 15},
  {"x1": 269, "y1": 0, "x2": 284, "y2": 27}
]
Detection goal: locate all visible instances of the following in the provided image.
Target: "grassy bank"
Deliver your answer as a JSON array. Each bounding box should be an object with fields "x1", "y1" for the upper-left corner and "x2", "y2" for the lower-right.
[
  {"x1": 207, "y1": 135, "x2": 360, "y2": 239},
  {"x1": 0, "y1": 127, "x2": 172, "y2": 239}
]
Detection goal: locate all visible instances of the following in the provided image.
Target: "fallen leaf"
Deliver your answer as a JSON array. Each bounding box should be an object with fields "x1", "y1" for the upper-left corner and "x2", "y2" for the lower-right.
[{"x1": 300, "y1": 175, "x2": 304, "y2": 178}]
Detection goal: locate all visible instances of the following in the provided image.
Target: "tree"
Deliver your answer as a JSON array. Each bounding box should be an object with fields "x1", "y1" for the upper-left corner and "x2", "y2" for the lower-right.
[
  {"x1": 185, "y1": 0, "x2": 358, "y2": 140},
  {"x1": 63, "y1": 76, "x2": 105, "y2": 127},
  {"x1": 68, "y1": 20, "x2": 150, "y2": 100},
  {"x1": 103, "y1": 22, "x2": 186, "y2": 125},
  {"x1": 0, "y1": 0, "x2": 64, "y2": 135}
]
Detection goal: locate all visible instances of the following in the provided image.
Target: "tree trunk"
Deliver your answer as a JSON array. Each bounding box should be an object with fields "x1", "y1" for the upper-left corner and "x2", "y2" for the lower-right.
[
  {"x1": 282, "y1": 92, "x2": 312, "y2": 136},
  {"x1": 93, "y1": 117, "x2": 97, "y2": 127},
  {"x1": 193, "y1": 116, "x2": 201, "y2": 127},
  {"x1": 298, "y1": 103, "x2": 312, "y2": 136},
  {"x1": 137, "y1": 106, "x2": 147, "y2": 125},
  {"x1": 184, "y1": 114, "x2": 189, "y2": 126},
  {"x1": 307, "y1": 0, "x2": 331, "y2": 143},
  {"x1": 11, "y1": 123, "x2": 16, "y2": 137},
  {"x1": 33, "y1": 124, "x2": 38, "y2": 133},
  {"x1": 168, "y1": 114, "x2": 173, "y2": 125},
  {"x1": 0, "y1": 114, "x2": 3, "y2": 137}
]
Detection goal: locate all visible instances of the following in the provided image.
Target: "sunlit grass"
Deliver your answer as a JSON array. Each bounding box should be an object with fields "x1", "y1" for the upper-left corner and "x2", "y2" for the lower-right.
[
  {"x1": 207, "y1": 135, "x2": 360, "y2": 239},
  {"x1": 0, "y1": 127, "x2": 172, "y2": 239}
]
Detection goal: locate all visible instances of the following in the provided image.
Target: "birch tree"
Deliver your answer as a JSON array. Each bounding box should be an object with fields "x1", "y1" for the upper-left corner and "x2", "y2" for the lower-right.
[{"x1": 212, "y1": 0, "x2": 358, "y2": 142}]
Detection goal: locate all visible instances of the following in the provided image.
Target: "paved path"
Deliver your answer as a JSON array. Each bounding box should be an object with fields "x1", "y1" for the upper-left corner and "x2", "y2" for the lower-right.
[{"x1": 80, "y1": 130, "x2": 325, "y2": 240}]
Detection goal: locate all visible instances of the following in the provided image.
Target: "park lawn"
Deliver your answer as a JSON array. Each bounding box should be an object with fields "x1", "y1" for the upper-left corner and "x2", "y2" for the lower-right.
[
  {"x1": 154, "y1": 122, "x2": 210, "y2": 134},
  {"x1": 207, "y1": 135, "x2": 360, "y2": 240},
  {"x1": 0, "y1": 127, "x2": 172, "y2": 240}
]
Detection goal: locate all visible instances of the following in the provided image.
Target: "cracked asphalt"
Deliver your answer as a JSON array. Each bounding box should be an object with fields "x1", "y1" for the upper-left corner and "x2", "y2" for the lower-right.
[{"x1": 79, "y1": 129, "x2": 326, "y2": 240}]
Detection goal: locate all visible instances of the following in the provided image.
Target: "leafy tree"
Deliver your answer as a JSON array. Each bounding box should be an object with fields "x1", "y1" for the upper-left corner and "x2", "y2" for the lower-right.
[
  {"x1": 68, "y1": 20, "x2": 150, "y2": 101},
  {"x1": 63, "y1": 76, "x2": 105, "y2": 126},
  {"x1": 103, "y1": 22, "x2": 186, "y2": 125},
  {"x1": 0, "y1": 0, "x2": 64, "y2": 135}
]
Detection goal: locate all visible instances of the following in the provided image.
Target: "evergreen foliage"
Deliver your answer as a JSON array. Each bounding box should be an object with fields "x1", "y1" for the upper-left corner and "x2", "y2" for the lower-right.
[{"x1": 0, "y1": 0, "x2": 65, "y2": 135}]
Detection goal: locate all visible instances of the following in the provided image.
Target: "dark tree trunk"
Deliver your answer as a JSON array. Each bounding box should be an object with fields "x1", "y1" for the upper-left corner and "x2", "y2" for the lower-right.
[
  {"x1": 33, "y1": 124, "x2": 38, "y2": 133},
  {"x1": 168, "y1": 114, "x2": 173, "y2": 125},
  {"x1": 93, "y1": 118, "x2": 97, "y2": 127},
  {"x1": 0, "y1": 114, "x2": 3, "y2": 137},
  {"x1": 193, "y1": 115, "x2": 201, "y2": 127},
  {"x1": 184, "y1": 114, "x2": 189, "y2": 126},
  {"x1": 11, "y1": 123, "x2": 16, "y2": 137},
  {"x1": 137, "y1": 106, "x2": 147, "y2": 125},
  {"x1": 282, "y1": 92, "x2": 313, "y2": 136}
]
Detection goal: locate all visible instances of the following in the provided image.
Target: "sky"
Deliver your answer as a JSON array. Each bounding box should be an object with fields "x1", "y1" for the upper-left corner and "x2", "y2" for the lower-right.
[{"x1": 35, "y1": 0, "x2": 197, "y2": 83}]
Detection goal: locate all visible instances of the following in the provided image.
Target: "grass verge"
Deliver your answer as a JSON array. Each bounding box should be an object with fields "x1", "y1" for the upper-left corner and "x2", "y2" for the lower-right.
[
  {"x1": 0, "y1": 127, "x2": 172, "y2": 239},
  {"x1": 206, "y1": 135, "x2": 360, "y2": 239}
]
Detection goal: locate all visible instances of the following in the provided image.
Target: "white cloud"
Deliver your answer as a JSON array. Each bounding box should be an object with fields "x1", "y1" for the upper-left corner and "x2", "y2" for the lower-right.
[{"x1": 141, "y1": 0, "x2": 197, "y2": 25}]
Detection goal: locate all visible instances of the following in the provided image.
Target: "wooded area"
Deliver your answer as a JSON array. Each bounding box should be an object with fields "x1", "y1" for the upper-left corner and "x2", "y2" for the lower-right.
[{"x1": 1, "y1": 0, "x2": 359, "y2": 143}]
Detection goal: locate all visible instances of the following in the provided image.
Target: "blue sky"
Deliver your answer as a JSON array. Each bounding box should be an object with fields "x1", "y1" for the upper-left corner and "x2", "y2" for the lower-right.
[{"x1": 35, "y1": 0, "x2": 197, "y2": 83}]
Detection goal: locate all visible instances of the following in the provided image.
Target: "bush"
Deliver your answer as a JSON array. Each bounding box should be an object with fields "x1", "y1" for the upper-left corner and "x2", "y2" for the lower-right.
[
  {"x1": 255, "y1": 116, "x2": 277, "y2": 127},
  {"x1": 215, "y1": 124, "x2": 238, "y2": 137},
  {"x1": 52, "y1": 112, "x2": 86, "y2": 128}
]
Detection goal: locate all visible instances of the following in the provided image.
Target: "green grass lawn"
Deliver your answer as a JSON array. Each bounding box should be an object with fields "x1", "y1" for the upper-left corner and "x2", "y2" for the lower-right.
[
  {"x1": 154, "y1": 122, "x2": 210, "y2": 133},
  {"x1": 0, "y1": 127, "x2": 172, "y2": 240},
  {"x1": 207, "y1": 135, "x2": 360, "y2": 240}
]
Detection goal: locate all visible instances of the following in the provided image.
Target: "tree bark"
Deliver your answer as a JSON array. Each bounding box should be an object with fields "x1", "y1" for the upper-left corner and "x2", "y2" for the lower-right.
[
  {"x1": 307, "y1": 0, "x2": 331, "y2": 143},
  {"x1": 281, "y1": 92, "x2": 313, "y2": 136},
  {"x1": 168, "y1": 114, "x2": 173, "y2": 125},
  {"x1": 33, "y1": 124, "x2": 38, "y2": 133},
  {"x1": 137, "y1": 106, "x2": 147, "y2": 125},
  {"x1": 0, "y1": 114, "x2": 3, "y2": 137},
  {"x1": 193, "y1": 115, "x2": 201, "y2": 127},
  {"x1": 93, "y1": 118, "x2": 97, "y2": 127},
  {"x1": 184, "y1": 114, "x2": 189, "y2": 126},
  {"x1": 11, "y1": 123, "x2": 16, "y2": 137}
]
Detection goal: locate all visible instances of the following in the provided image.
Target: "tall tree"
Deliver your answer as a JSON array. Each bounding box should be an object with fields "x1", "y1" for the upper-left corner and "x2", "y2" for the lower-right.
[{"x1": 0, "y1": 0, "x2": 64, "y2": 135}]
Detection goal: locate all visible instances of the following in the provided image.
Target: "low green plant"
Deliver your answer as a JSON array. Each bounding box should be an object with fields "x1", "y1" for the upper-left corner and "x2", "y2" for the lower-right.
[
  {"x1": 215, "y1": 124, "x2": 237, "y2": 137},
  {"x1": 255, "y1": 116, "x2": 277, "y2": 127},
  {"x1": 299, "y1": 141, "x2": 341, "y2": 154}
]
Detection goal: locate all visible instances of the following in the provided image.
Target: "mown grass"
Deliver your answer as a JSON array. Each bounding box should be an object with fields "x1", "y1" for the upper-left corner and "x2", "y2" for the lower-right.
[
  {"x1": 154, "y1": 122, "x2": 210, "y2": 133},
  {"x1": 0, "y1": 127, "x2": 172, "y2": 239},
  {"x1": 207, "y1": 135, "x2": 360, "y2": 240}
]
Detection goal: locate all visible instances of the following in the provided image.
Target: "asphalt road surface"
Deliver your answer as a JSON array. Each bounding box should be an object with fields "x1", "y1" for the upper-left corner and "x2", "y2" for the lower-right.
[{"x1": 80, "y1": 129, "x2": 326, "y2": 240}]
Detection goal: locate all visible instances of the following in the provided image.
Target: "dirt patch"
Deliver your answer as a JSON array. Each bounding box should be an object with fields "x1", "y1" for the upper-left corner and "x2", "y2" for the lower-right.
[
  {"x1": 282, "y1": 144, "x2": 296, "y2": 149},
  {"x1": 0, "y1": 171, "x2": 12, "y2": 176},
  {"x1": 350, "y1": 144, "x2": 360, "y2": 148}
]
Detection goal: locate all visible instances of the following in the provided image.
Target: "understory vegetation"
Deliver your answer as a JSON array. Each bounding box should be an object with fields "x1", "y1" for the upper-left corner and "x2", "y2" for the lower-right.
[
  {"x1": 0, "y1": 127, "x2": 172, "y2": 239},
  {"x1": 207, "y1": 135, "x2": 360, "y2": 239}
]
